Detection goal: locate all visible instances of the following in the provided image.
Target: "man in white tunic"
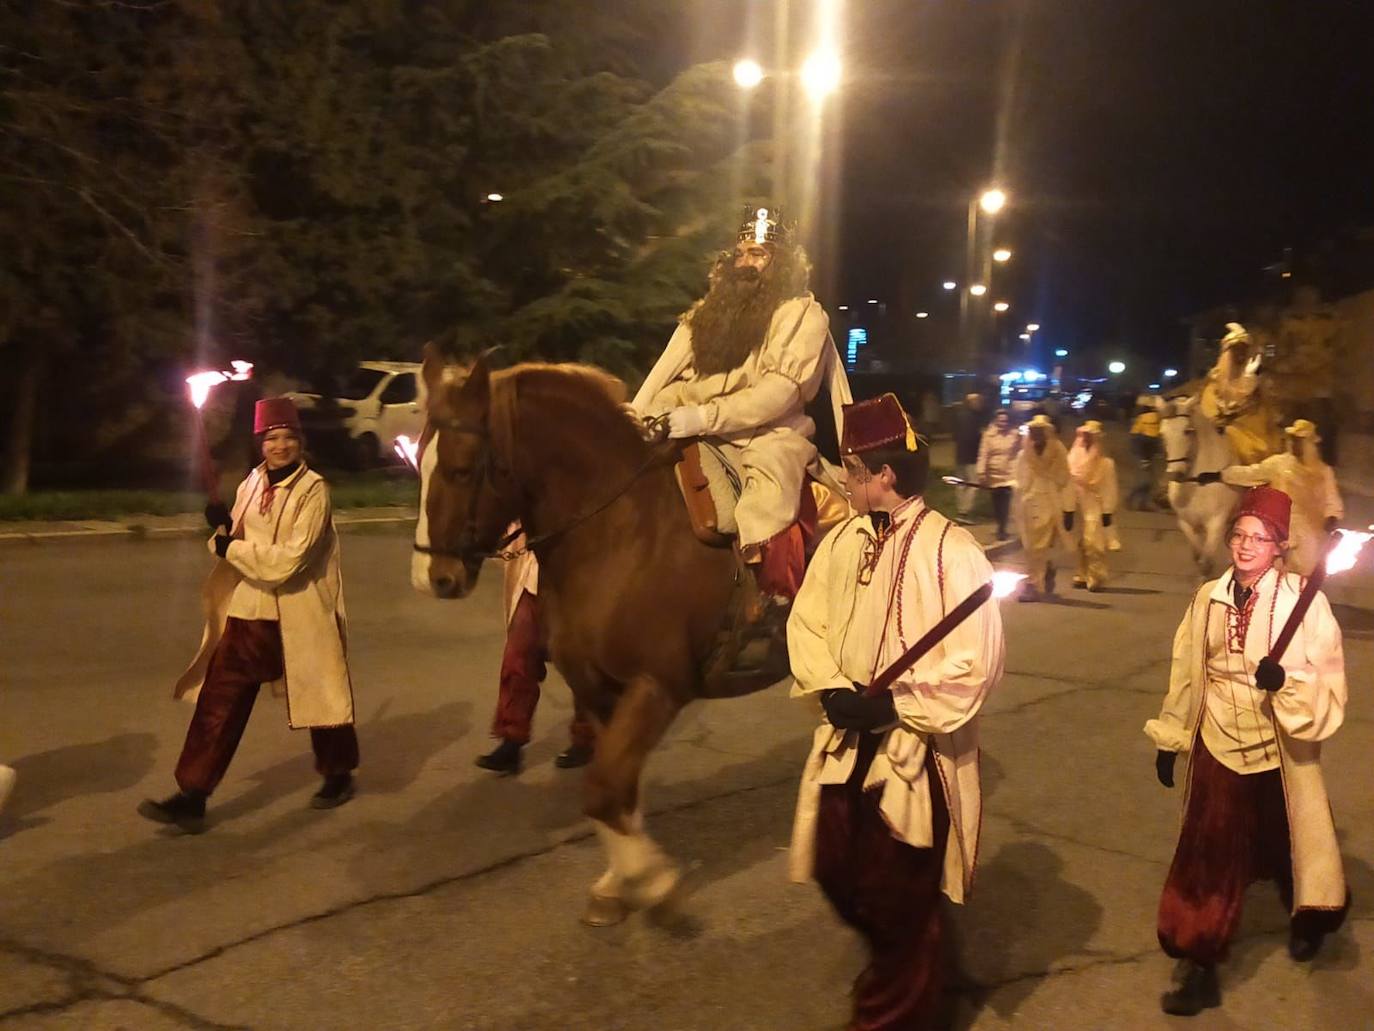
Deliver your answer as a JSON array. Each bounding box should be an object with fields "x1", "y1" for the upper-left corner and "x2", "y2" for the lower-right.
[
  {"x1": 138, "y1": 399, "x2": 358, "y2": 833},
  {"x1": 632, "y1": 206, "x2": 851, "y2": 607},
  {"x1": 1014, "y1": 414, "x2": 1072, "y2": 600},
  {"x1": 1213, "y1": 418, "x2": 1343, "y2": 577},
  {"x1": 1146, "y1": 485, "x2": 1348, "y2": 1016},
  {"x1": 1066, "y1": 420, "x2": 1119, "y2": 591},
  {"x1": 788, "y1": 394, "x2": 1005, "y2": 1031}
]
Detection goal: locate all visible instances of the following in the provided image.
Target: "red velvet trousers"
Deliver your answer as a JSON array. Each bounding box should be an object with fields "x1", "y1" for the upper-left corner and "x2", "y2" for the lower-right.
[
  {"x1": 491, "y1": 591, "x2": 595, "y2": 748},
  {"x1": 1157, "y1": 741, "x2": 1348, "y2": 965},
  {"x1": 814, "y1": 732, "x2": 952, "y2": 1031},
  {"x1": 175, "y1": 618, "x2": 359, "y2": 796},
  {"x1": 754, "y1": 481, "x2": 819, "y2": 600}
]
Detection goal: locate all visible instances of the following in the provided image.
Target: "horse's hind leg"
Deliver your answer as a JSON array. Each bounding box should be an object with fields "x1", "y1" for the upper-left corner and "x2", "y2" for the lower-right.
[{"x1": 582, "y1": 675, "x2": 681, "y2": 925}]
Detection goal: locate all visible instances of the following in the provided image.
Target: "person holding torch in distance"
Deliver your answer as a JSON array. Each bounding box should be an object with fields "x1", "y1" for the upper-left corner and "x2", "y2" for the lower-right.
[
  {"x1": 138, "y1": 398, "x2": 360, "y2": 834},
  {"x1": 1146, "y1": 485, "x2": 1353, "y2": 1017},
  {"x1": 787, "y1": 393, "x2": 1007, "y2": 1031}
]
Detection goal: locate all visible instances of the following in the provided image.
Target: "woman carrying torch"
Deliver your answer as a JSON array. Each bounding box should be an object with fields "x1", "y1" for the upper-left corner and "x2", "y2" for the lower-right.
[
  {"x1": 1146, "y1": 485, "x2": 1351, "y2": 1016},
  {"x1": 138, "y1": 398, "x2": 359, "y2": 834},
  {"x1": 787, "y1": 393, "x2": 1007, "y2": 1031}
]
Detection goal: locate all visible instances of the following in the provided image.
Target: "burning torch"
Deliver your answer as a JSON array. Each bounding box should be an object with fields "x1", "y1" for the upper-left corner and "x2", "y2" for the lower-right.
[
  {"x1": 393, "y1": 434, "x2": 419, "y2": 474},
  {"x1": 184, "y1": 361, "x2": 253, "y2": 504},
  {"x1": 1265, "y1": 528, "x2": 1373, "y2": 669},
  {"x1": 865, "y1": 570, "x2": 1025, "y2": 696}
]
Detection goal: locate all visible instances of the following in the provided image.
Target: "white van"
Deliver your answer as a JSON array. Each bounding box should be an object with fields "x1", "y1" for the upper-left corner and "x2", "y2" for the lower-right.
[{"x1": 285, "y1": 361, "x2": 425, "y2": 467}]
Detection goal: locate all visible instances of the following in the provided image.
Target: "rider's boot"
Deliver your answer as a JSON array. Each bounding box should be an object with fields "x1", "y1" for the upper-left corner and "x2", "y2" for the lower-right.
[{"x1": 726, "y1": 528, "x2": 805, "y2": 679}]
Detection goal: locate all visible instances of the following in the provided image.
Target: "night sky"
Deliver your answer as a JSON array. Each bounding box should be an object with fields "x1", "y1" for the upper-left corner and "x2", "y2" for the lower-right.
[{"x1": 686, "y1": 1, "x2": 1374, "y2": 372}]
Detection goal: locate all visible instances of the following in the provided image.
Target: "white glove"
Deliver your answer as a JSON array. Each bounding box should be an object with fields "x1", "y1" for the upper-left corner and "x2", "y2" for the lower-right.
[{"x1": 666, "y1": 406, "x2": 709, "y2": 439}]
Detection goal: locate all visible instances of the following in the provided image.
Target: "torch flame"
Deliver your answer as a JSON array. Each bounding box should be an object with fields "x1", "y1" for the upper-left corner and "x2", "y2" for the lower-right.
[
  {"x1": 991, "y1": 570, "x2": 1028, "y2": 599},
  {"x1": 1325, "y1": 529, "x2": 1373, "y2": 577},
  {"x1": 186, "y1": 360, "x2": 255, "y2": 409},
  {"x1": 393, "y1": 435, "x2": 419, "y2": 473},
  {"x1": 942, "y1": 475, "x2": 961, "y2": 486}
]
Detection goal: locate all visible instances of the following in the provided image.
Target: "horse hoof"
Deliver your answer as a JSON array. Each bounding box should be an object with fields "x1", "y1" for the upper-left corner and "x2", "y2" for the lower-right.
[{"x1": 581, "y1": 893, "x2": 628, "y2": 927}]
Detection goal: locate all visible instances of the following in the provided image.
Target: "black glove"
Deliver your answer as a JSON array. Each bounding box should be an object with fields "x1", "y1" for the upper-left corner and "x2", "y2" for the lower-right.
[
  {"x1": 1063, "y1": 512, "x2": 1075, "y2": 532},
  {"x1": 1195, "y1": 471, "x2": 1222, "y2": 485},
  {"x1": 213, "y1": 534, "x2": 233, "y2": 558},
  {"x1": 1155, "y1": 750, "x2": 1177, "y2": 788},
  {"x1": 204, "y1": 502, "x2": 232, "y2": 532},
  {"x1": 1255, "y1": 656, "x2": 1286, "y2": 692},
  {"x1": 1102, "y1": 512, "x2": 1114, "y2": 528},
  {"x1": 1324, "y1": 516, "x2": 1339, "y2": 534},
  {"x1": 820, "y1": 687, "x2": 897, "y2": 732}
]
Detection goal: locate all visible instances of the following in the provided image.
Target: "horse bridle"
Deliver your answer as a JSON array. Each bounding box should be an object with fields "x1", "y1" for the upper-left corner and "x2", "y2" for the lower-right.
[
  {"x1": 1160, "y1": 410, "x2": 1224, "y2": 483},
  {"x1": 412, "y1": 410, "x2": 671, "y2": 563}
]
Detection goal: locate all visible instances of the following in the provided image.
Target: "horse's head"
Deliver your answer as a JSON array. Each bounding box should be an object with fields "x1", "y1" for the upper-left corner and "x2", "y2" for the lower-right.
[
  {"x1": 411, "y1": 346, "x2": 519, "y2": 599},
  {"x1": 1158, "y1": 396, "x2": 1197, "y2": 482}
]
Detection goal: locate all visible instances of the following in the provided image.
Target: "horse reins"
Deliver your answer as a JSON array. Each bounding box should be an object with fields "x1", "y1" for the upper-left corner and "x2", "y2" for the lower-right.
[
  {"x1": 1160, "y1": 410, "x2": 1224, "y2": 484},
  {"x1": 412, "y1": 408, "x2": 671, "y2": 562}
]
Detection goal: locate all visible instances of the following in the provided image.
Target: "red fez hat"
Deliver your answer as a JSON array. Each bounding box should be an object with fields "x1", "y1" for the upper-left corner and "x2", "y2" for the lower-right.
[
  {"x1": 254, "y1": 398, "x2": 301, "y2": 435},
  {"x1": 841, "y1": 393, "x2": 920, "y2": 455},
  {"x1": 1235, "y1": 485, "x2": 1291, "y2": 543}
]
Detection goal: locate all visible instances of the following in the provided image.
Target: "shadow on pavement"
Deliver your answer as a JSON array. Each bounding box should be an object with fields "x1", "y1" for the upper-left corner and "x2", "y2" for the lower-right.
[
  {"x1": 1, "y1": 732, "x2": 157, "y2": 835},
  {"x1": 1331, "y1": 604, "x2": 1374, "y2": 640},
  {"x1": 952, "y1": 840, "x2": 1104, "y2": 1024}
]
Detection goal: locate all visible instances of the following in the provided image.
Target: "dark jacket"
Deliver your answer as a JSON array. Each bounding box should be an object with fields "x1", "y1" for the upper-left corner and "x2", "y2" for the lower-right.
[{"x1": 954, "y1": 405, "x2": 989, "y2": 465}]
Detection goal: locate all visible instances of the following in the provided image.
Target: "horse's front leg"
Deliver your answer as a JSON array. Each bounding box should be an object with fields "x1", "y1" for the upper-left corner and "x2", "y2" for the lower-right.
[{"x1": 581, "y1": 674, "x2": 682, "y2": 926}]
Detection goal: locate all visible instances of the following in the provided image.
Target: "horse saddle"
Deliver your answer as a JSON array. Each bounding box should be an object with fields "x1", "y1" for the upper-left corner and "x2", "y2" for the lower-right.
[{"x1": 674, "y1": 441, "x2": 742, "y2": 548}]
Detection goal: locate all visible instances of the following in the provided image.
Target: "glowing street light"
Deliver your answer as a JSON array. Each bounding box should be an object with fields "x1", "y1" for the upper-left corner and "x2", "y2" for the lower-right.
[
  {"x1": 1019, "y1": 333, "x2": 1031, "y2": 341},
  {"x1": 837, "y1": 304, "x2": 849, "y2": 311},
  {"x1": 942, "y1": 280, "x2": 957, "y2": 291},
  {"x1": 1164, "y1": 367, "x2": 1179, "y2": 378},
  {"x1": 484, "y1": 192, "x2": 504, "y2": 203},
  {"x1": 801, "y1": 51, "x2": 842, "y2": 100},
  {"x1": 993, "y1": 301, "x2": 1010, "y2": 313},
  {"x1": 979, "y1": 188, "x2": 1007, "y2": 215},
  {"x1": 1026, "y1": 323, "x2": 1040, "y2": 332},
  {"x1": 1108, "y1": 360, "x2": 1127, "y2": 375},
  {"x1": 733, "y1": 58, "x2": 764, "y2": 89},
  {"x1": 992, "y1": 247, "x2": 1012, "y2": 263},
  {"x1": 969, "y1": 283, "x2": 987, "y2": 297},
  {"x1": 1055, "y1": 348, "x2": 1069, "y2": 358},
  {"x1": 867, "y1": 298, "x2": 879, "y2": 305},
  {"x1": 916, "y1": 311, "x2": 929, "y2": 319}
]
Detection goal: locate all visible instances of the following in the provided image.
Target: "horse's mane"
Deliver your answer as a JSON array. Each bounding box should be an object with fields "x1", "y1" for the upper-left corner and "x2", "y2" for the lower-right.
[{"x1": 494, "y1": 362, "x2": 646, "y2": 447}]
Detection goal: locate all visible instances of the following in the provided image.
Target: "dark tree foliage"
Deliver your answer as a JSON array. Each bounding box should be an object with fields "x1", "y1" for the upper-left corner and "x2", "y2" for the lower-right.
[{"x1": 0, "y1": 0, "x2": 769, "y2": 488}]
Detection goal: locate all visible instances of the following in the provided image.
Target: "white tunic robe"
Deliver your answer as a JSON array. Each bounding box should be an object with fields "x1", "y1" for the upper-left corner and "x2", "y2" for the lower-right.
[
  {"x1": 787, "y1": 498, "x2": 1006, "y2": 904},
  {"x1": 1145, "y1": 566, "x2": 1347, "y2": 912},
  {"x1": 174, "y1": 464, "x2": 355, "y2": 729},
  {"x1": 632, "y1": 293, "x2": 852, "y2": 548}
]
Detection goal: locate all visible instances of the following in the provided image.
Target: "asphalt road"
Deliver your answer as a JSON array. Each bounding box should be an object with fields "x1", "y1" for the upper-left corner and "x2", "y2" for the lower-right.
[{"x1": 1, "y1": 512, "x2": 1372, "y2": 1030}]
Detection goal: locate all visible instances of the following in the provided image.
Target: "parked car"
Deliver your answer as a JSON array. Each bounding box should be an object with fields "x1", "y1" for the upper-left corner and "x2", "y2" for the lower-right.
[{"x1": 285, "y1": 361, "x2": 424, "y2": 468}]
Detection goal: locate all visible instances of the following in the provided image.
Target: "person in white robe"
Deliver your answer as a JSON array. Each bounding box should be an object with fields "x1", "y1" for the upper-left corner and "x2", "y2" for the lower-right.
[
  {"x1": 138, "y1": 399, "x2": 358, "y2": 833},
  {"x1": 1014, "y1": 414, "x2": 1072, "y2": 600},
  {"x1": 1146, "y1": 485, "x2": 1349, "y2": 1016},
  {"x1": 788, "y1": 393, "x2": 1005, "y2": 1030},
  {"x1": 1066, "y1": 420, "x2": 1119, "y2": 591}
]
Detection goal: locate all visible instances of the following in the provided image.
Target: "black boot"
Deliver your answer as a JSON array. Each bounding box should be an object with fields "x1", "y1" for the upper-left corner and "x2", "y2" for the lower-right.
[
  {"x1": 1288, "y1": 927, "x2": 1325, "y2": 962},
  {"x1": 311, "y1": 773, "x2": 355, "y2": 809},
  {"x1": 475, "y1": 739, "x2": 523, "y2": 775},
  {"x1": 1160, "y1": 960, "x2": 1219, "y2": 1016},
  {"x1": 137, "y1": 790, "x2": 207, "y2": 834},
  {"x1": 554, "y1": 743, "x2": 594, "y2": 769}
]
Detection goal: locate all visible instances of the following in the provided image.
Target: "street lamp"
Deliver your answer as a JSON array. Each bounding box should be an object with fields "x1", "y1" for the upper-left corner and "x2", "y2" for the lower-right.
[
  {"x1": 484, "y1": 192, "x2": 504, "y2": 203},
  {"x1": 837, "y1": 305, "x2": 849, "y2": 311},
  {"x1": 969, "y1": 283, "x2": 987, "y2": 297},
  {"x1": 801, "y1": 51, "x2": 842, "y2": 100},
  {"x1": 993, "y1": 301, "x2": 1010, "y2": 313},
  {"x1": 1026, "y1": 323, "x2": 1040, "y2": 332},
  {"x1": 1019, "y1": 333, "x2": 1031, "y2": 341},
  {"x1": 1108, "y1": 360, "x2": 1126, "y2": 375},
  {"x1": 1055, "y1": 348, "x2": 1069, "y2": 358},
  {"x1": 733, "y1": 59, "x2": 764, "y2": 89},
  {"x1": 1164, "y1": 367, "x2": 1178, "y2": 378},
  {"x1": 867, "y1": 298, "x2": 879, "y2": 305},
  {"x1": 916, "y1": 311, "x2": 929, "y2": 319},
  {"x1": 992, "y1": 247, "x2": 1012, "y2": 263},
  {"x1": 942, "y1": 280, "x2": 957, "y2": 291},
  {"x1": 979, "y1": 188, "x2": 1008, "y2": 215}
]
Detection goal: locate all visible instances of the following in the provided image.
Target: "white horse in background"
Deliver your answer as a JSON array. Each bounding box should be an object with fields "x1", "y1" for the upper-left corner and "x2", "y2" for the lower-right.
[{"x1": 1159, "y1": 395, "x2": 1241, "y2": 577}]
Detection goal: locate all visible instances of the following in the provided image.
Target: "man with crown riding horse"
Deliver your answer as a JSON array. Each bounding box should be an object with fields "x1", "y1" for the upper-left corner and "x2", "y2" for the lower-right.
[{"x1": 631, "y1": 206, "x2": 853, "y2": 664}]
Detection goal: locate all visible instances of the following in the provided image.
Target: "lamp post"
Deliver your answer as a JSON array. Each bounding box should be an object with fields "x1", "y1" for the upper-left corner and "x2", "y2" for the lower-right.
[{"x1": 962, "y1": 187, "x2": 1008, "y2": 368}]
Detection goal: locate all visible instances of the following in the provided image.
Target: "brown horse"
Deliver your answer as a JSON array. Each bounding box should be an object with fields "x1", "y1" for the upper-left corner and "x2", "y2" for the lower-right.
[{"x1": 411, "y1": 346, "x2": 780, "y2": 924}]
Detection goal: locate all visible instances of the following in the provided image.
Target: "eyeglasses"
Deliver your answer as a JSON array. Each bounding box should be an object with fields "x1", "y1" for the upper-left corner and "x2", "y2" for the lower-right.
[{"x1": 1228, "y1": 531, "x2": 1276, "y2": 548}]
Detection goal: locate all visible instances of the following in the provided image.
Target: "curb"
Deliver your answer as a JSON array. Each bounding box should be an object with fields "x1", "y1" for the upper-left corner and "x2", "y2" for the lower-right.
[{"x1": 0, "y1": 511, "x2": 418, "y2": 545}]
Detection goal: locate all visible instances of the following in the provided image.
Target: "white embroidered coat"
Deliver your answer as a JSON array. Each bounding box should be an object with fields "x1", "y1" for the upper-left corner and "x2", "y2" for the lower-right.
[
  {"x1": 787, "y1": 499, "x2": 1006, "y2": 904},
  {"x1": 174, "y1": 464, "x2": 355, "y2": 729},
  {"x1": 1145, "y1": 567, "x2": 1347, "y2": 912}
]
